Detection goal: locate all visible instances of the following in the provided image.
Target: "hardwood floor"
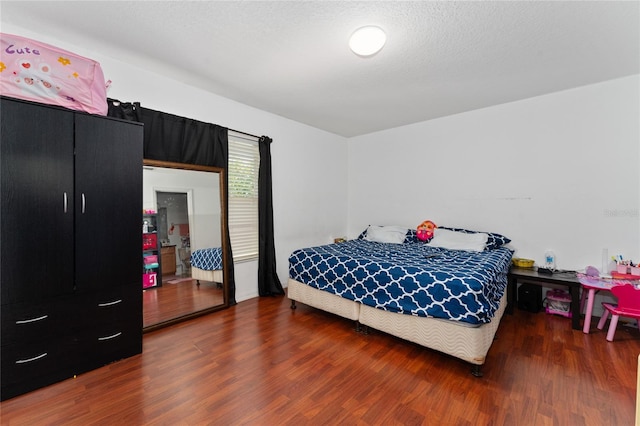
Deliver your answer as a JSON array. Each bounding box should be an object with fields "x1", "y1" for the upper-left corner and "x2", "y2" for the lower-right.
[
  {"x1": 143, "y1": 277, "x2": 224, "y2": 328},
  {"x1": 1, "y1": 292, "x2": 638, "y2": 425}
]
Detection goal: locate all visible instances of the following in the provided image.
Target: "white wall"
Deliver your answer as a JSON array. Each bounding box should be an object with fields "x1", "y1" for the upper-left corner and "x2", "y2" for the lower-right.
[
  {"x1": 5, "y1": 24, "x2": 638, "y2": 306},
  {"x1": 4, "y1": 24, "x2": 349, "y2": 302},
  {"x1": 143, "y1": 167, "x2": 222, "y2": 251},
  {"x1": 348, "y1": 75, "x2": 639, "y2": 273}
]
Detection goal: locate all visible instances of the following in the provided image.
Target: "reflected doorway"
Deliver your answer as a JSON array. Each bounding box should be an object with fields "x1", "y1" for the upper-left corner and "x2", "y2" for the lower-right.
[{"x1": 156, "y1": 191, "x2": 190, "y2": 279}]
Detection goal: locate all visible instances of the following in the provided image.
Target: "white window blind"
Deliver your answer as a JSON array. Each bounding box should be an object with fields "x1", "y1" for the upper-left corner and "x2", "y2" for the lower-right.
[{"x1": 228, "y1": 132, "x2": 260, "y2": 262}]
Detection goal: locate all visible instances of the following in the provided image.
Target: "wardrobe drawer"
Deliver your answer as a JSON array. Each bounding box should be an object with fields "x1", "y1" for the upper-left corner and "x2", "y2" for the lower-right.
[
  {"x1": 75, "y1": 323, "x2": 142, "y2": 373},
  {"x1": 76, "y1": 286, "x2": 141, "y2": 327},
  {"x1": 1, "y1": 337, "x2": 76, "y2": 386},
  {"x1": 1, "y1": 299, "x2": 70, "y2": 347}
]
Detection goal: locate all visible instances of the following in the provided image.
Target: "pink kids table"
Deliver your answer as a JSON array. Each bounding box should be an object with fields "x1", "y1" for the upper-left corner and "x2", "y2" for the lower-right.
[{"x1": 578, "y1": 274, "x2": 638, "y2": 334}]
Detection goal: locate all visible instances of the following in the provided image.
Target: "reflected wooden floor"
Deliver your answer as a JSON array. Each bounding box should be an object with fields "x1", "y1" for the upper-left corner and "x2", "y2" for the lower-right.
[
  {"x1": 1, "y1": 292, "x2": 638, "y2": 424},
  {"x1": 143, "y1": 276, "x2": 224, "y2": 328}
]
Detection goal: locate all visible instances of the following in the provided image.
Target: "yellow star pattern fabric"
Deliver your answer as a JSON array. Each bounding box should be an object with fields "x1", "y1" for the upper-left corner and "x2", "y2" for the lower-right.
[{"x1": 1, "y1": 33, "x2": 108, "y2": 115}]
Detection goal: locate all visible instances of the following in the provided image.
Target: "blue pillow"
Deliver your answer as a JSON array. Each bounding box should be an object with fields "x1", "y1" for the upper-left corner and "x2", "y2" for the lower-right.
[
  {"x1": 357, "y1": 227, "x2": 369, "y2": 240},
  {"x1": 404, "y1": 228, "x2": 417, "y2": 243},
  {"x1": 357, "y1": 226, "x2": 416, "y2": 243},
  {"x1": 437, "y1": 226, "x2": 510, "y2": 250}
]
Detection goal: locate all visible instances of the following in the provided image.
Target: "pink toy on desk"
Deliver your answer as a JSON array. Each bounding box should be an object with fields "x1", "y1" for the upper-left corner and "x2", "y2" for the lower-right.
[
  {"x1": 597, "y1": 283, "x2": 640, "y2": 341},
  {"x1": 585, "y1": 266, "x2": 599, "y2": 277}
]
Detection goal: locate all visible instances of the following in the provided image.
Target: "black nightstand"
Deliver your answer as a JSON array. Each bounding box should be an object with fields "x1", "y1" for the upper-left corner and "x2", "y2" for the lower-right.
[{"x1": 507, "y1": 267, "x2": 582, "y2": 330}]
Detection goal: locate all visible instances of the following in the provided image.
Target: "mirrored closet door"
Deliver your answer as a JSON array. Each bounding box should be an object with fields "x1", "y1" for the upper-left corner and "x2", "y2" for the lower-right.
[{"x1": 142, "y1": 160, "x2": 228, "y2": 331}]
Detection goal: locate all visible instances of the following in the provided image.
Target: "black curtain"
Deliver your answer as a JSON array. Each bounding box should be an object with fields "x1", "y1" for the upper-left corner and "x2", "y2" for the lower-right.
[
  {"x1": 108, "y1": 99, "x2": 237, "y2": 305},
  {"x1": 258, "y1": 136, "x2": 284, "y2": 296}
]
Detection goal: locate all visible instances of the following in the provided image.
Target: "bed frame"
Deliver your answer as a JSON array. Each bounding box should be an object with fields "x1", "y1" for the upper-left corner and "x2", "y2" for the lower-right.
[
  {"x1": 288, "y1": 278, "x2": 507, "y2": 377},
  {"x1": 191, "y1": 266, "x2": 223, "y2": 286}
]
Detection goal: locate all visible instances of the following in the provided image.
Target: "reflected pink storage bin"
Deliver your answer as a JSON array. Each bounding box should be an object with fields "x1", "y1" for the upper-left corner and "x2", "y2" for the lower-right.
[
  {"x1": 143, "y1": 273, "x2": 157, "y2": 288},
  {"x1": 143, "y1": 255, "x2": 158, "y2": 264},
  {"x1": 142, "y1": 233, "x2": 157, "y2": 250}
]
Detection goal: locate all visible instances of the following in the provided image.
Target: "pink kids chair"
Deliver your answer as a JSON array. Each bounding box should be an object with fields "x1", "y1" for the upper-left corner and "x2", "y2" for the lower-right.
[{"x1": 597, "y1": 283, "x2": 640, "y2": 342}]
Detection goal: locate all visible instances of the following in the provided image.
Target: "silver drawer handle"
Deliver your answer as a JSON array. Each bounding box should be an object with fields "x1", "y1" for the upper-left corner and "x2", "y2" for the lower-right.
[
  {"x1": 16, "y1": 352, "x2": 47, "y2": 364},
  {"x1": 63, "y1": 192, "x2": 68, "y2": 213},
  {"x1": 98, "y1": 299, "x2": 122, "y2": 307},
  {"x1": 98, "y1": 332, "x2": 122, "y2": 341},
  {"x1": 16, "y1": 314, "x2": 48, "y2": 324},
  {"x1": 81, "y1": 193, "x2": 86, "y2": 214}
]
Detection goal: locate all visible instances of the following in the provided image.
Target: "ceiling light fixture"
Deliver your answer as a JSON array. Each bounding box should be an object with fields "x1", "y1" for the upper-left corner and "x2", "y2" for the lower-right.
[{"x1": 349, "y1": 26, "x2": 386, "y2": 57}]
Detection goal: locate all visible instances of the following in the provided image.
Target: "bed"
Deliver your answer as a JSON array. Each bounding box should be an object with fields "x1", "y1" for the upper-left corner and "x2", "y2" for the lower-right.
[
  {"x1": 190, "y1": 247, "x2": 224, "y2": 286},
  {"x1": 288, "y1": 225, "x2": 513, "y2": 376}
]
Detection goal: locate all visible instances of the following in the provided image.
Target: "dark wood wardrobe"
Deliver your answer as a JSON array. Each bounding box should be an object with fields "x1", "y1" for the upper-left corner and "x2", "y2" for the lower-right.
[{"x1": 0, "y1": 97, "x2": 143, "y2": 400}]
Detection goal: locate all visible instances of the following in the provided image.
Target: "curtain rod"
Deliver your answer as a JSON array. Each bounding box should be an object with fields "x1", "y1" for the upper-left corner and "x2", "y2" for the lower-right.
[
  {"x1": 108, "y1": 98, "x2": 266, "y2": 142},
  {"x1": 229, "y1": 128, "x2": 261, "y2": 141}
]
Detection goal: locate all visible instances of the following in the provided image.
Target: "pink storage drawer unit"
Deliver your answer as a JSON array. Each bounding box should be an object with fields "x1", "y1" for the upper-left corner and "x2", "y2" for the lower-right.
[
  {"x1": 0, "y1": 33, "x2": 108, "y2": 115},
  {"x1": 545, "y1": 289, "x2": 572, "y2": 318}
]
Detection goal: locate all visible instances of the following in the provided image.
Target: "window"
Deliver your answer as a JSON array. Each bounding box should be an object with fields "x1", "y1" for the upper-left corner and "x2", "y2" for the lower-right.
[{"x1": 228, "y1": 132, "x2": 260, "y2": 262}]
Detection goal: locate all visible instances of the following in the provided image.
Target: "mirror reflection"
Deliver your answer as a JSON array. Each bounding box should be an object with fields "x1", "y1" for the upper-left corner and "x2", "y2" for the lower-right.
[{"x1": 142, "y1": 160, "x2": 227, "y2": 330}]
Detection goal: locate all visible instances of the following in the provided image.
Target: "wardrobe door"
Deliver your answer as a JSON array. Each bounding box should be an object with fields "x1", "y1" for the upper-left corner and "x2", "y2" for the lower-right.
[
  {"x1": 73, "y1": 113, "x2": 143, "y2": 370},
  {"x1": 0, "y1": 98, "x2": 75, "y2": 304},
  {"x1": 73, "y1": 114, "x2": 143, "y2": 293}
]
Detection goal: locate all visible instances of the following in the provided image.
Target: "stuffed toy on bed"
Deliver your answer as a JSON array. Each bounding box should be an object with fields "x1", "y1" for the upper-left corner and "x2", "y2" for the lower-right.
[{"x1": 416, "y1": 220, "x2": 437, "y2": 242}]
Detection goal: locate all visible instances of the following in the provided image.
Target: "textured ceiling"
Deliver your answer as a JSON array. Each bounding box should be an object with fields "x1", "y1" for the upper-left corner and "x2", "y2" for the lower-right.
[{"x1": 1, "y1": 1, "x2": 639, "y2": 137}]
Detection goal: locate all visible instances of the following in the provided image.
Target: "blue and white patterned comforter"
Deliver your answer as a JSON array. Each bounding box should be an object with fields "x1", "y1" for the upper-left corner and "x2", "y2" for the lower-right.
[
  {"x1": 191, "y1": 247, "x2": 223, "y2": 270},
  {"x1": 289, "y1": 240, "x2": 513, "y2": 325}
]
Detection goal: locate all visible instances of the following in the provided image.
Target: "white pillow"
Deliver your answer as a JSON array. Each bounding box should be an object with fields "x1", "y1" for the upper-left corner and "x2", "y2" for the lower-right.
[
  {"x1": 365, "y1": 225, "x2": 407, "y2": 244},
  {"x1": 426, "y1": 228, "x2": 488, "y2": 252}
]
